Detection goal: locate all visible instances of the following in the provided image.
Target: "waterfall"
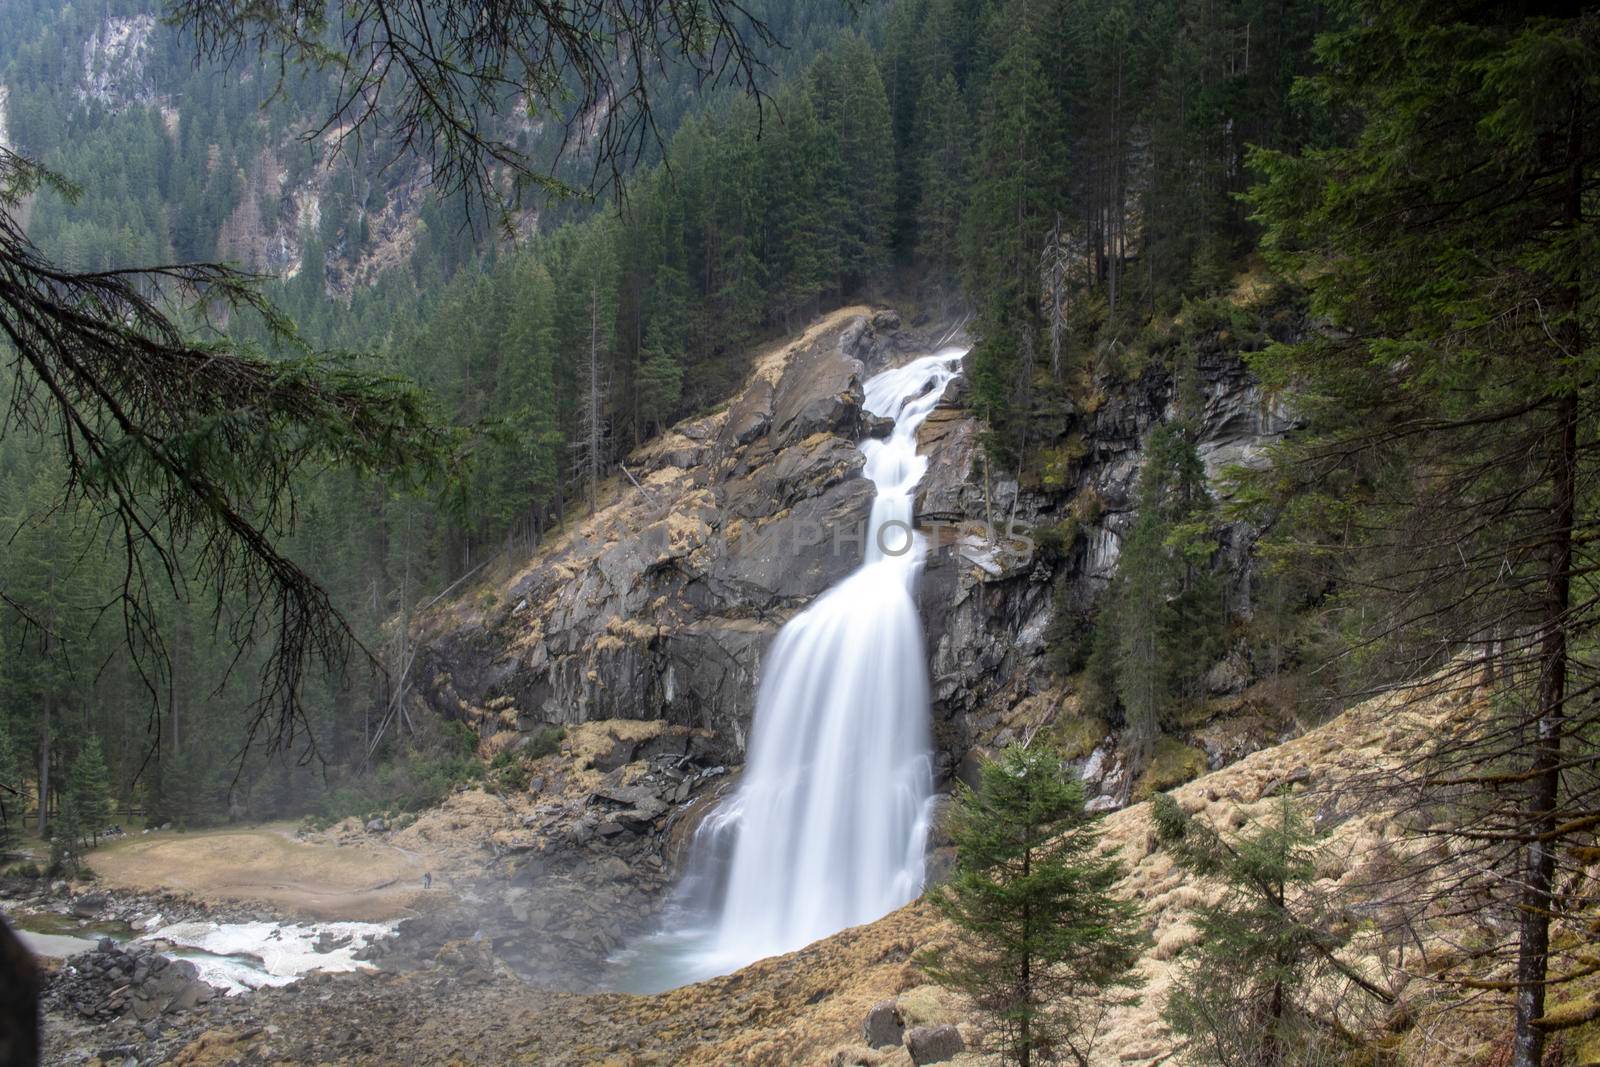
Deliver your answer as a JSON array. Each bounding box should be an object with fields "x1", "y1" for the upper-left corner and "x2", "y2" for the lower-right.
[{"x1": 612, "y1": 346, "x2": 966, "y2": 991}]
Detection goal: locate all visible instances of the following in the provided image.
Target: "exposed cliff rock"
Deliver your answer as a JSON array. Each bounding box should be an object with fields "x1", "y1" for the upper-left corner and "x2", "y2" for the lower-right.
[
  {"x1": 78, "y1": 15, "x2": 158, "y2": 110},
  {"x1": 414, "y1": 302, "x2": 1296, "y2": 811},
  {"x1": 909, "y1": 337, "x2": 1295, "y2": 799},
  {"x1": 414, "y1": 306, "x2": 925, "y2": 761}
]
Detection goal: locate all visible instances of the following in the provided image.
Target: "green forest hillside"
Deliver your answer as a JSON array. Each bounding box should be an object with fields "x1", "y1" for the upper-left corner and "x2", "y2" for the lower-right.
[{"x1": 0, "y1": 0, "x2": 1330, "y2": 830}]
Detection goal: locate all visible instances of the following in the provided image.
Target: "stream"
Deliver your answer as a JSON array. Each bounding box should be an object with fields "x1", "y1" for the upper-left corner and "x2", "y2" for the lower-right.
[{"x1": 11, "y1": 910, "x2": 396, "y2": 994}]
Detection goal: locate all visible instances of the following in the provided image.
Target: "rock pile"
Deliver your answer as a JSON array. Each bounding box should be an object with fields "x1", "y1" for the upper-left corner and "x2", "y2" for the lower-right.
[
  {"x1": 840, "y1": 990, "x2": 969, "y2": 1066},
  {"x1": 47, "y1": 940, "x2": 213, "y2": 1022}
]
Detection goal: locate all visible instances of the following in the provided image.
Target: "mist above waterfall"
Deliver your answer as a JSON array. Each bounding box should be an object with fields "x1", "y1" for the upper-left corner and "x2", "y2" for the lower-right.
[{"x1": 611, "y1": 347, "x2": 967, "y2": 992}]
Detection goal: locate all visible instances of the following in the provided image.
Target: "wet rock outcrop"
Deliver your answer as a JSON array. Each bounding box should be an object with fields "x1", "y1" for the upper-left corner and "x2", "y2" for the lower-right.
[{"x1": 909, "y1": 338, "x2": 1295, "y2": 797}]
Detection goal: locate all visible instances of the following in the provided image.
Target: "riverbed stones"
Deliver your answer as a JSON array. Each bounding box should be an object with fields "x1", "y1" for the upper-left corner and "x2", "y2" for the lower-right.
[
  {"x1": 71, "y1": 891, "x2": 109, "y2": 917},
  {"x1": 50, "y1": 940, "x2": 213, "y2": 1023}
]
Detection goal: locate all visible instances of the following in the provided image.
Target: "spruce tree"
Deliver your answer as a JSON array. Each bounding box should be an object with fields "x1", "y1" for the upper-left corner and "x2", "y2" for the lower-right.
[
  {"x1": 758, "y1": 85, "x2": 830, "y2": 327},
  {"x1": 1153, "y1": 792, "x2": 1391, "y2": 1066},
  {"x1": 493, "y1": 254, "x2": 562, "y2": 534},
  {"x1": 922, "y1": 743, "x2": 1142, "y2": 1066},
  {"x1": 962, "y1": 0, "x2": 1069, "y2": 468},
  {"x1": 915, "y1": 73, "x2": 972, "y2": 310},
  {"x1": 810, "y1": 35, "x2": 894, "y2": 298},
  {"x1": 66, "y1": 737, "x2": 112, "y2": 848},
  {"x1": 1244, "y1": 6, "x2": 1596, "y2": 1062},
  {"x1": 0, "y1": 722, "x2": 20, "y2": 859},
  {"x1": 1106, "y1": 403, "x2": 1221, "y2": 767},
  {"x1": 49, "y1": 796, "x2": 82, "y2": 876},
  {"x1": 638, "y1": 189, "x2": 690, "y2": 436}
]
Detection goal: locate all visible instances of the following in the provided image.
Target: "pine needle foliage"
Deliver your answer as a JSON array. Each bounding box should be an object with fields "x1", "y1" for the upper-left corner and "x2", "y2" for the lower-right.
[
  {"x1": 65, "y1": 737, "x2": 112, "y2": 849},
  {"x1": 921, "y1": 743, "x2": 1143, "y2": 1067}
]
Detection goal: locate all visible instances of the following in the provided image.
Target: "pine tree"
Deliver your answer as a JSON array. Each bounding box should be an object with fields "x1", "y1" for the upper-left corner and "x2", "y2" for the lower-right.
[
  {"x1": 1244, "y1": 7, "x2": 1596, "y2": 1062},
  {"x1": 1153, "y1": 792, "x2": 1392, "y2": 1065},
  {"x1": 1109, "y1": 401, "x2": 1221, "y2": 767},
  {"x1": 915, "y1": 73, "x2": 972, "y2": 310},
  {"x1": 921, "y1": 743, "x2": 1142, "y2": 1066},
  {"x1": 66, "y1": 737, "x2": 112, "y2": 848}
]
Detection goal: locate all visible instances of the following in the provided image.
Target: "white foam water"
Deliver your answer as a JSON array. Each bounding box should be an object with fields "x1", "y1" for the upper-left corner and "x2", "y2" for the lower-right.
[
  {"x1": 612, "y1": 347, "x2": 966, "y2": 992},
  {"x1": 145, "y1": 919, "x2": 397, "y2": 994}
]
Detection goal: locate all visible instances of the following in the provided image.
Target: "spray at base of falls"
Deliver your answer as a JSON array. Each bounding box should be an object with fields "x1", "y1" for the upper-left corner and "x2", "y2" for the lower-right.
[{"x1": 612, "y1": 347, "x2": 967, "y2": 992}]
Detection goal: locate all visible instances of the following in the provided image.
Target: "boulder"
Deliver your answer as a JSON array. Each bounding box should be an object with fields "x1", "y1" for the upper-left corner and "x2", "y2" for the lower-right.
[
  {"x1": 905, "y1": 1024, "x2": 964, "y2": 1065},
  {"x1": 130, "y1": 957, "x2": 204, "y2": 1019},
  {"x1": 863, "y1": 999, "x2": 905, "y2": 1048},
  {"x1": 922, "y1": 846, "x2": 957, "y2": 888},
  {"x1": 365, "y1": 817, "x2": 387, "y2": 833},
  {"x1": 1085, "y1": 793, "x2": 1123, "y2": 814},
  {"x1": 165, "y1": 978, "x2": 212, "y2": 1012},
  {"x1": 589, "y1": 735, "x2": 638, "y2": 772},
  {"x1": 863, "y1": 412, "x2": 896, "y2": 438},
  {"x1": 1205, "y1": 647, "x2": 1253, "y2": 695},
  {"x1": 1080, "y1": 743, "x2": 1111, "y2": 788},
  {"x1": 71, "y1": 892, "x2": 109, "y2": 918},
  {"x1": 832, "y1": 1048, "x2": 898, "y2": 1067},
  {"x1": 770, "y1": 330, "x2": 865, "y2": 447}
]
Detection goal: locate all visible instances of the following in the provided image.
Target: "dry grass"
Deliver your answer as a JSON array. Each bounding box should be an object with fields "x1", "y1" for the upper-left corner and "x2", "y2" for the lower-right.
[{"x1": 88, "y1": 823, "x2": 427, "y2": 921}]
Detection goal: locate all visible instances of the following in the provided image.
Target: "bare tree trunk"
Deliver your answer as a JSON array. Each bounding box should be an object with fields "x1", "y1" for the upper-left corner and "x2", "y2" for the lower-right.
[
  {"x1": 1020, "y1": 842, "x2": 1032, "y2": 1067},
  {"x1": 36, "y1": 716, "x2": 49, "y2": 838},
  {"x1": 586, "y1": 283, "x2": 603, "y2": 515},
  {"x1": 1511, "y1": 93, "x2": 1584, "y2": 1064},
  {"x1": 1512, "y1": 394, "x2": 1575, "y2": 1067}
]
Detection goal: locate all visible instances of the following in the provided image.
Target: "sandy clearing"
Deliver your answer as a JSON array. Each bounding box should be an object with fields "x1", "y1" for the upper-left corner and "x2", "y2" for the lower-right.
[{"x1": 87, "y1": 823, "x2": 430, "y2": 922}]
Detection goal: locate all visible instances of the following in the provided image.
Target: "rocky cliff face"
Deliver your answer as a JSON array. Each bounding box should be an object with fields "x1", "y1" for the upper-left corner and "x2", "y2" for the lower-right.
[
  {"x1": 415, "y1": 307, "x2": 914, "y2": 759},
  {"x1": 51, "y1": 13, "x2": 437, "y2": 297},
  {"x1": 909, "y1": 329, "x2": 1296, "y2": 800},
  {"x1": 78, "y1": 15, "x2": 158, "y2": 110},
  {"x1": 414, "y1": 303, "x2": 1294, "y2": 798}
]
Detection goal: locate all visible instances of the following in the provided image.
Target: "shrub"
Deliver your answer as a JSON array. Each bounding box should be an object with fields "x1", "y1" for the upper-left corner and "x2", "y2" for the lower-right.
[{"x1": 525, "y1": 724, "x2": 566, "y2": 760}]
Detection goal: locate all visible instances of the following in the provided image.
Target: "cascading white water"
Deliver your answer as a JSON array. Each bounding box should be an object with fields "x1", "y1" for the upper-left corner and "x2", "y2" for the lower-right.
[{"x1": 611, "y1": 346, "x2": 967, "y2": 992}]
